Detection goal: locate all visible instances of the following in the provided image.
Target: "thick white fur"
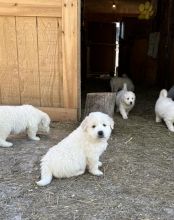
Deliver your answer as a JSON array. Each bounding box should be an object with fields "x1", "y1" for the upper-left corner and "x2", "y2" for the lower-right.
[
  {"x1": 116, "y1": 83, "x2": 136, "y2": 119},
  {"x1": 155, "y1": 89, "x2": 174, "y2": 132},
  {"x1": 0, "y1": 105, "x2": 50, "y2": 147},
  {"x1": 36, "y1": 112, "x2": 114, "y2": 186},
  {"x1": 110, "y1": 74, "x2": 135, "y2": 93}
]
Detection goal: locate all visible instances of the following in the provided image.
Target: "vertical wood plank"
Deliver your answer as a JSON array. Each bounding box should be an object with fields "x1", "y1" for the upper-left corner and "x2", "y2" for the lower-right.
[
  {"x1": 62, "y1": 0, "x2": 78, "y2": 108},
  {"x1": 16, "y1": 16, "x2": 40, "y2": 105},
  {"x1": 37, "y1": 17, "x2": 63, "y2": 107},
  {"x1": 0, "y1": 16, "x2": 20, "y2": 104},
  {"x1": 77, "y1": 0, "x2": 81, "y2": 119}
]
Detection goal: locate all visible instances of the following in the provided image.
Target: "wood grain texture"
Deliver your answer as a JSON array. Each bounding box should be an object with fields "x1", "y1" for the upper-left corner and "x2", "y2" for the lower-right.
[
  {"x1": 0, "y1": 0, "x2": 61, "y2": 5},
  {"x1": 38, "y1": 17, "x2": 63, "y2": 107},
  {"x1": 38, "y1": 107, "x2": 77, "y2": 121},
  {"x1": 0, "y1": 0, "x2": 80, "y2": 121},
  {"x1": 0, "y1": 16, "x2": 20, "y2": 104},
  {"x1": 62, "y1": 0, "x2": 78, "y2": 108},
  {"x1": 84, "y1": 93, "x2": 116, "y2": 118},
  {"x1": 0, "y1": 0, "x2": 62, "y2": 17},
  {"x1": 16, "y1": 17, "x2": 40, "y2": 105}
]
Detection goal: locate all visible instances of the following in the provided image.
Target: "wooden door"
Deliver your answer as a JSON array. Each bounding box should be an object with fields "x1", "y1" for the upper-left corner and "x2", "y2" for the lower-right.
[{"x1": 0, "y1": 0, "x2": 80, "y2": 121}]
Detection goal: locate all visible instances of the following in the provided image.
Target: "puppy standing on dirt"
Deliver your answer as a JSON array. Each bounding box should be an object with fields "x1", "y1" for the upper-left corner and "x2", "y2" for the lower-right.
[
  {"x1": 116, "y1": 83, "x2": 136, "y2": 119},
  {"x1": 36, "y1": 112, "x2": 114, "y2": 186},
  {"x1": 110, "y1": 74, "x2": 135, "y2": 93},
  {"x1": 0, "y1": 105, "x2": 50, "y2": 147},
  {"x1": 155, "y1": 89, "x2": 174, "y2": 132}
]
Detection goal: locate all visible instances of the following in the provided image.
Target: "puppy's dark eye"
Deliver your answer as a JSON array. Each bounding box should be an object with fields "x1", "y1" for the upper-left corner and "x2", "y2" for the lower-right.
[
  {"x1": 103, "y1": 124, "x2": 106, "y2": 127},
  {"x1": 92, "y1": 125, "x2": 96, "y2": 128},
  {"x1": 127, "y1": 98, "x2": 129, "y2": 100}
]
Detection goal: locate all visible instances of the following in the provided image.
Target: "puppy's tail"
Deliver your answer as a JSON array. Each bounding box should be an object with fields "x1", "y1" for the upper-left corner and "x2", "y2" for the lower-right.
[
  {"x1": 123, "y1": 83, "x2": 127, "y2": 91},
  {"x1": 159, "y1": 89, "x2": 167, "y2": 98},
  {"x1": 122, "y1": 74, "x2": 128, "y2": 78},
  {"x1": 36, "y1": 163, "x2": 53, "y2": 187}
]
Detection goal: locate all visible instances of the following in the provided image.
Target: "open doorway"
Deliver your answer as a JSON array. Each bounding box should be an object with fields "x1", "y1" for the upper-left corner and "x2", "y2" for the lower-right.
[
  {"x1": 81, "y1": 21, "x2": 121, "y2": 95},
  {"x1": 81, "y1": 0, "x2": 173, "y2": 114}
]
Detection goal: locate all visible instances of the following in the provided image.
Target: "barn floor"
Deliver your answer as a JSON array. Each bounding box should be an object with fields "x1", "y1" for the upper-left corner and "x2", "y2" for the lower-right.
[{"x1": 1, "y1": 87, "x2": 174, "y2": 220}]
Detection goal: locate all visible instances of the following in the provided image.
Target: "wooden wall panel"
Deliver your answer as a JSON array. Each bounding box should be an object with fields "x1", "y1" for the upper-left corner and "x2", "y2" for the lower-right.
[
  {"x1": 0, "y1": 0, "x2": 80, "y2": 121},
  {"x1": 39, "y1": 107, "x2": 77, "y2": 121},
  {"x1": 62, "y1": 0, "x2": 78, "y2": 108},
  {"x1": 0, "y1": 0, "x2": 62, "y2": 17},
  {"x1": 0, "y1": 16, "x2": 20, "y2": 104},
  {"x1": 37, "y1": 17, "x2": 63, "y2": 107},
  {"x1": 16, "y1": 17, "x2": 40, "y2": 105}
]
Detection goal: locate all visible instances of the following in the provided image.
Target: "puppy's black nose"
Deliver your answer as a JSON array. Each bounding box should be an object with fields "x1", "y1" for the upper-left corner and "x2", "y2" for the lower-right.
[
  {"x1": 98, "y1": 130, "x2": 104, "y2": 138},
  {"x1": 130, "y1": 101, "x2": 133, "y2": 105}
]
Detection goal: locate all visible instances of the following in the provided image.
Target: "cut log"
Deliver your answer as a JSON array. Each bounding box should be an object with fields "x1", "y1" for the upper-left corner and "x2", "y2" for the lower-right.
[{"x1": 84, "y1": 92, "x2": 116, "y2": 118}]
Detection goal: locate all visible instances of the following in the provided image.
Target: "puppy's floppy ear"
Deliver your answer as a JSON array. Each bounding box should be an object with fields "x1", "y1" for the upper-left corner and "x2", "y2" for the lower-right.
[{"x1": 80, "y1": 116, "x2": 89, "y2": 131}]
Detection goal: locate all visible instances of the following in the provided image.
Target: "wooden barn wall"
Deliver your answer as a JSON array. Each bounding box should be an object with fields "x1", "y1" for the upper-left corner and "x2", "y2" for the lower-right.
[
  {"x1": 0, "y1": 0, "x2": 80, "y2": 121},
  {"x1": 157, "y1": 0, "x2": 174, "y2": 88}
]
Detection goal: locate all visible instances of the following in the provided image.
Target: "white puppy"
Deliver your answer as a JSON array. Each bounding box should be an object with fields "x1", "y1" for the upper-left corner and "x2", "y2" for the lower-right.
[
  {"x1": 155, "y1": 89, "x2": 174, "y2": 132},
  {"x1": 116, "y1": 83, "x2": 136, "y2": 119},
  {"x1": 36, "y1": 112, "x2": 114, "y2": 186},
  {"x1": 0, "y1": 105, "x2": 50, "y2": 147},
  {"x1": 110, "y1": 74, "x2": 135, "y2": 93}
]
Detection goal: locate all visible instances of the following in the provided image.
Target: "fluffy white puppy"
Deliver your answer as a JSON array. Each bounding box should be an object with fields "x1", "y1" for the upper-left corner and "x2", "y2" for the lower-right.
[
  {"x1": 155, "y1": 89, "x2": 174, "y2": 132},
  {"x1": 110, "y1": 74, "x2": 135, "y2": 93},
  {"x1": 116, "y1": 83, "x2": 136, "y2": 119},
  {"x1": 0, "y1": 105, "x2": 50, "y2": 147},
  {"x1": 36, "y1": 112, "x2": 114, "y2": 186}
]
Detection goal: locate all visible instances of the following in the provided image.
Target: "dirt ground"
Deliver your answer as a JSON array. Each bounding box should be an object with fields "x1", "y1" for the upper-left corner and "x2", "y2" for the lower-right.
[{"x1": 0, "y1": 88, "x2": 174, "y2": 220}]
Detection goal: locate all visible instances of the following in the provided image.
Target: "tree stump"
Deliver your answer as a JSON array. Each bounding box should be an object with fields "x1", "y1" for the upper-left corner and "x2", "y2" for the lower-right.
[{"x1": 84, "y1": 92, "x2": 116, "y2": 118}]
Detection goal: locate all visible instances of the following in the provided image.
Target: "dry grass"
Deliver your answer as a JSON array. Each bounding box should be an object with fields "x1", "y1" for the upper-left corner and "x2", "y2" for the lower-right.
[{"x1": 0, "y1": 88, "x2": 174, "y2": 220}]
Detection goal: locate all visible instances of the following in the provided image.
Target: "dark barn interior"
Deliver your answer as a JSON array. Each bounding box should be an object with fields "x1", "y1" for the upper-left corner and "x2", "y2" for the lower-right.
[{"x1": 81, "y1": 0, "x2": 174, "y2": 97}]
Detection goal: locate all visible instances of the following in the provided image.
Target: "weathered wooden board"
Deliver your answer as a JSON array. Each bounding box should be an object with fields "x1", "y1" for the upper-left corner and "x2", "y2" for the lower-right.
[{"x1": 84, "y1": 92, "x2": 116, "y2": 118}]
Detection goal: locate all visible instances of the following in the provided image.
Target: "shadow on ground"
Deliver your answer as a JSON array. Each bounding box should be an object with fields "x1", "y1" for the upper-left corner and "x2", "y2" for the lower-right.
[{"x1": 0, "y1": 88, "x2": 174, "y2": 220}]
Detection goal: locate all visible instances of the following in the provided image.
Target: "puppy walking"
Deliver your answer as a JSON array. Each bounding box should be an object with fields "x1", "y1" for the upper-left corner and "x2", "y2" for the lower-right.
[
  {"x1": 36, "y1": 112, "x2": 114, "y2": 186},
  {"x1": 155, "y1": 89, "x2": 174, "y2": 132},
  {"x1": 0, "y1": 105, "x2": 50, "y2": 147},
  {"x1": 116, "y1": 83, "x2": 136, "y2": 119},
  {"x1": 110, "y1": 74, "x2": 135, "y2": 93}
]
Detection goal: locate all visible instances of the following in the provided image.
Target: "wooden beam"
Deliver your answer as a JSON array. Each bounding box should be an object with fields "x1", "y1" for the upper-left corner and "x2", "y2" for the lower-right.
[
  {"x1": 85, "y1": 0, "x2": 140, "y2": 15},
  {"x1": 38, "y1": 107, "x2": 77, "y2": 121},
  {"x1": 85, "y1": 13, "x2": 138, "y2": 22},
  {"x1": 84, "y1": 0, "x2": 158, "y2": 19},
  {"x1": 62, "y1": 0, "x2": 79, "y2": 108},
  {"x1": 0, "y1": 0, "x2": 62, "y2": 17}
]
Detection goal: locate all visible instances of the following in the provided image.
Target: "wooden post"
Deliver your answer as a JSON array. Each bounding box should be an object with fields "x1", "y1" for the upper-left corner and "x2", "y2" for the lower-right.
[{"x1": 84, "y1": 92, "x2": 116, "y2": 118}]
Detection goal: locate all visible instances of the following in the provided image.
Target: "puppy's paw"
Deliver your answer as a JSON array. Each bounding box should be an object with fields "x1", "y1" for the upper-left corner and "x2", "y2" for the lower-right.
[
  {"x1": 90, "y1": 169, "x2": 103, "y2": 176},
  {"x1": 30, "y1": 136, "x2": 40, "y2": 141},
  {"x1": 36, "y1": 178, "x2": 51, "y2": 186},
  {"x1": 156, "y1": 116, "x2": 162, "y2": 123},
  {"x1": 169, "y1": 128, "x2": 174, "y2": 132},
  {"x1": 122, "y1": 115, "x2": 128, "y2": 119},
  {"x1": 0, "y1": 141, "x2": 13, "y2": 147},
  {"x1": 98, "y1": 161, "x2": 102, "y2": 167}
]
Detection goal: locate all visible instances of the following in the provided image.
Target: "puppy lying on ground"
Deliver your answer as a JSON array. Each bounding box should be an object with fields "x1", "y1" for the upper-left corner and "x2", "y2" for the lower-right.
[
  {"x1": 110, "y1": 74, "x2": 135, "y2": 93},
  {"x1": 116, "y1": 83, "x2": 136, "y2": 119},
  {"x1": 36, "y1": 112, "x2": 114, "y2": 186},
  {"x1": 0, "y1": 105, "x2": 50, "y2": 147},
  {"x1": 155, "y1": 89, "x2": 174, "y2": 132}
]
